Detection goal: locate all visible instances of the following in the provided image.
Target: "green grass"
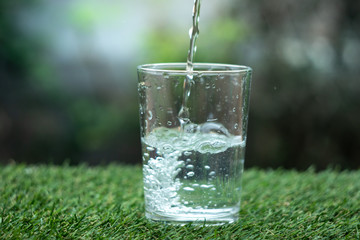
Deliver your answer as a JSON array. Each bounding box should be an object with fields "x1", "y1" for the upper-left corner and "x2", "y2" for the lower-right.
[{"x1": 1, "y1": 164, "x2": 359, "y2": 239}]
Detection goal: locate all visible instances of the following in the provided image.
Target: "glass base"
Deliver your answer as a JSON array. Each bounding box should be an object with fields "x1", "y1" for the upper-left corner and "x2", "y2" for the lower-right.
[{"x1": 145, "y1": 207, "x2": 239, "y2": 225}]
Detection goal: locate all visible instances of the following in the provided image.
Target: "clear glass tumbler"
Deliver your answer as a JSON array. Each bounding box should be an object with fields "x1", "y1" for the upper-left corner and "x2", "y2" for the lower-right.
[{"x1": 137, "y1": 63, "x2": 252, "y2": 225}]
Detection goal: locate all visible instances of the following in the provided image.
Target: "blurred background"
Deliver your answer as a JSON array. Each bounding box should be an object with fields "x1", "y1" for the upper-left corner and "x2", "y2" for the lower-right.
[{"x1": 0, "y1": 0, "x2": 359, "y2": 170}]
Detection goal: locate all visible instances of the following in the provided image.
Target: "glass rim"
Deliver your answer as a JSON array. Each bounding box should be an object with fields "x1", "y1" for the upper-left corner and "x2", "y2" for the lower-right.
[{"x1": 137, "y1": 62, "x2": 252, "y2": 74}]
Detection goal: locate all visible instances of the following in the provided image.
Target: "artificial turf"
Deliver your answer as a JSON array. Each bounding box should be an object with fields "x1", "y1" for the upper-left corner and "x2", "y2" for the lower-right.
[{"x1": 0, "y1": 164, "x2": 359, "y2": 239}]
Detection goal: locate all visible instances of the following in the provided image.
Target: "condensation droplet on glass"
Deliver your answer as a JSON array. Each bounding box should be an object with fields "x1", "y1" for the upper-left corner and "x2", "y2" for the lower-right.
[
  {"x1": 209, "y1": 171, "x2": 216, "y2": 176},
  {"x1": 187, "y1": 171, "x2": 195, "y2": 177},
  {"x1": 156, "y1": 86, "x2": 162, "y2": 90},
  {"x1": 234, "y1": 123, "x2": 239, "y2": 129},
  {"x1": 232, "y1": 107, "x2": 236, "y2": 112},
  {"x1": 167, "y1": 121, "x2": 172, "y2": 126},
  {"x1": 204, "y1": 165, "x2": 210, "y2": 170},
  {"x1": 216, "y1": 104, "x2": 221, "y2": 112},
  {"x1": 148, "y1": 111, "x2": 153, "y2": 120}
]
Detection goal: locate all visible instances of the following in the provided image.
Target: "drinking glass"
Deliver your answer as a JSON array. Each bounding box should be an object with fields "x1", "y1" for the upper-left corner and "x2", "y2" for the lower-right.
[{"x1": 137, "y1": 63, "x2": 252, "y2": 224}]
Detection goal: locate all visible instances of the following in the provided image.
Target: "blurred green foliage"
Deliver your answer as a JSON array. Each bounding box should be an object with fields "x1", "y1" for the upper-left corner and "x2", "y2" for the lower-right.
[
  {"x1": 141, "y1": 29, "x2": 187, "y2": 63},
  {"x1": 0, "y1": 0, "x2": 359, "y2": 169}
]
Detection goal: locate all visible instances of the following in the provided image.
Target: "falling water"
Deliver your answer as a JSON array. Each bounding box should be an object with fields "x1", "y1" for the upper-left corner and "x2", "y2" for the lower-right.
[{"x1": 178, "y1": 0, "x2": 201, "y2": 128}]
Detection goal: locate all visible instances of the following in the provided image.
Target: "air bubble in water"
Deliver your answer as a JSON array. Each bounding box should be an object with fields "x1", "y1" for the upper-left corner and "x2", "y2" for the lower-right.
[
  {"x1": 184, "y1": 123, "x2": 199, "y2": 133},
  {"x1": 184, "y1": 151, "x2": 192, "y2": 156},
  {"x1": 162, "y1": 144, "x2": 174, "y2": 153},
  {"x1": 156, "y1": 157, "x2": 165, "y2": 162},
  {"x1": 146, "y1": 146, "x2": 155, "y2": 151},
  {"x1": 186, "y1": 164, "x2": 194, "y2": 170}
]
